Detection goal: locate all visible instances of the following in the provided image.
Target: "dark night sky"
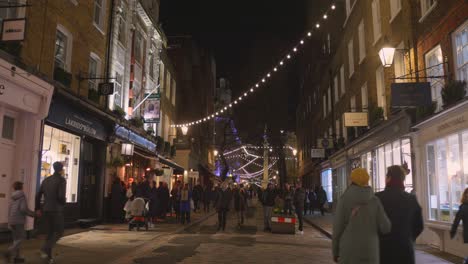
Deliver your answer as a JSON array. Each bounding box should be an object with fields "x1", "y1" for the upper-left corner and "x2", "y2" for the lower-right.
[{"x1": 160, "y1": 0, "x2": 309, "y2": 141}]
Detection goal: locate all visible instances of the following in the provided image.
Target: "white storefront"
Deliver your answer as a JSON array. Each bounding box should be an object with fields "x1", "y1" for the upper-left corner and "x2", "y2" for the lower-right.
[
  {"x1": 0, "y1": 57, "x2": 54, "y2": 230},
  {"x1": 413, "y1": 100, "x2": 468, "y2": 257}
]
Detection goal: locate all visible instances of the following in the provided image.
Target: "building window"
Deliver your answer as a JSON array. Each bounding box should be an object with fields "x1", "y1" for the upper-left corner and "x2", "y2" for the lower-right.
[
  {"x1": 426, "y1": 131, "x2": 468, "y2": 222},
  {"x1": 335, "y1": 119, "x2": 340, "y2": 139},
  {"x1": 55, "y1": 30, "x2": 68, "y2": 70},
  {"x1": 358, "y1": 20, "x2": 366, "y2": 63},
  {"x1": 0, "y1": 0, "x2": 18, "y2": 20},
  {"x1": 88, "y1": 54, "x2": 101, "y2": 91},
  {"x1": 421, "y1": 0, "x2": 437, "y2": 18},
  {"x1": 171, "y1": 80, "x2": 176, "y2": 106},
  {"x1": 345, "y1": 0, "x2": 356, "y2": 18},
  {"x1": 148, "y1": 52, "x2": 155, "y2": 79},
  {"x1": 41, "y1": 125, "x2": 81, "y2": 203},
  {"x1": 2, "y1": 115, "x2": 15, "y2": 140},
  {"x1": 114, "y1": 72, "x2": 123, "y2": 108},
  {"x1": 425, "y1": 45, "x2": 444, "y2": 111},
  {"x1": 340, "y1": 65, "x2": 345, "y2": 96},
  {"x1": 117, "y1": 5, "x2": 126, "y2": 45},
  {"x1": 376, "y1": 66, "x2": 387, "y2": 118},
  {"x1": 394, "y1": 42, "x2": 407, "y2": 83},
  {"x1": 348, "y1": 39, "x2": 355, "y2": 77},
  {"x1": 350, "y1": 96, "x2": 356, "y2": 112},
  {"x1": 134, "y1": 31, "x2": 143, "y2": 64},
  {"x1": 93, "y1": 0, "x2": 106, "y2": 30},
  {"x1": 321, "y1": 169, "x2": 333, "y2": 202},
  {"x1": 453, "y1": 21, "x2": 468, "y2": 85},
  {"x1": 361, "y1": 83, "x2": 368, "y2": 111},
  {"x1": 327, "y1": 87, "x2": 332, "y2": 113},
  {"x1": 390, "y1": 0, "x2": 402, "y2": 21},
  {"x1": 165, "y1": 71, "x2": 171, "y2": 98},
  {"x1": 372, "y1": 0, "x2": 382, "y2": 44},
  {"x1": 334, "y1": 75, "x2": 339, "y2": 103}
]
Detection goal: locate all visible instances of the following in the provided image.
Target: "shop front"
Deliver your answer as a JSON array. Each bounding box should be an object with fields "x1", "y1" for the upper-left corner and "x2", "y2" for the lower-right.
[
  {"x1": 412, "y1": 100, "x2": 468, "y2": 257},
  {"x1": 0, "y1": 57, "x2": 54, "y2": 230},
  {"x1": 320, "y1": 161, "x2": 333, "y2": 204},
  {"x1": 329, "y1": 150, "x2": 348, "y2": 204},
  {"x1": 41, "y1": 94, "x2": 112, "y2": 223},
  {"x1": 346, "y1": 111, "x2": 414, "y2": 193}
]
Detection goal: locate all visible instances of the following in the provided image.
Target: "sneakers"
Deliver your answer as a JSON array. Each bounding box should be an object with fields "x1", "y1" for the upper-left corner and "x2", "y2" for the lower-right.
[{"x1": 298, "y1": 230, "x2": 304, "y2": 235}]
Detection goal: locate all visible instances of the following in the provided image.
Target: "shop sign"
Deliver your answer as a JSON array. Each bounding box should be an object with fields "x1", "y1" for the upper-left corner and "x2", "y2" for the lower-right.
[
  {"x1": 437, "y1": 116, "x2": 466, "y2": 133},
  {"x1": 1, "y1": 18, "x2": 26, "y2": 41},
  {"x1": 343, "y1": 112, "x2": 368, "y2": 127},
  {"x1": 98, "y1": 82, "x2": 114, "y2": 96},
  {"x1": 115, "y1": 125, "x2": 157, "y2": 153},
  {"x1": 310, "y1": 148, "x2": 325, "y2": 158},
  {"x1": 391, "y1": 82, "x2": 432, "y2": 107},
  {"x1": 143, "y1": 93, "x2": 160, "y2": 123},
  {"x1": 188, "y1": 171, "x2": 199, "y2": 179},
  {"x1": 317, "y1": 138, "x2": 334, "y2": 149},
  {"x1": 47, "y1": 99, "x2": 108, "y2": 141}
]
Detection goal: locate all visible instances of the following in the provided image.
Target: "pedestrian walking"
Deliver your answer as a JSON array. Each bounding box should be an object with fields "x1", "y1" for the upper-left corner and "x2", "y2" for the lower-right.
[
  {"x1": 376, "y1": 165, "x2": 424, "y2": 264},
  {"x1": 216, "y1": 184, "x2": 232, "y2": 231},
  {"x1": 304, "y1": 188, "x2": 311, "y2": 215},
  {"x1": 234, "y1": 184, "x2": 248, "y2": 228},
  {"x1": 192, "y1": 183, "x2": 203, "y2": 213},
  {"x1": 332, "y1": 168, "x2": 391, "y2": 264},
  {"x1": 202, "y1": 186, "x2": 211, "y2": 213},
  {"x1": 148, "y1": 181, "x2": 158, "y2": 227},
  {"x1": 35, "y1": 162, "x2": 67, "y2": 263},
  {"x1": 171, "y1": 182, "x2": 181, "y2": 220},
  {"x1": 262, "y1": 183, "x2": 277, "y2": 232},
  {"x1": 179, "y1": 184, "x2": 192, "y2": 224},
  {"x1": 294, "y1": 182, "x2": 306, "y2": 235},
  {"x1": 158, "y1": 182, "x2": 170, "y2": 219},
  {"x1": 110, "y1": 176, "x2": 125, "y2": 223},
  {"x1": 316, "y1": 186, "x2": 327, "y2": 216},
  {"x1": 282, "y1": 184, "x2": 294, "y2": 215},
  {"x1": 450, "y1": 187, "x2": 468, "y2": 264},
  {"x1": 4, "y1": 181, "x2": 35, "y2": 263}
]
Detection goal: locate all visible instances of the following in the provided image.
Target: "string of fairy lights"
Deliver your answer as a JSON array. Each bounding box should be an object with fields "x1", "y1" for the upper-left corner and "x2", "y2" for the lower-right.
[{"x1": 170, "y1": 2, "x2": 337, "y2": 129}]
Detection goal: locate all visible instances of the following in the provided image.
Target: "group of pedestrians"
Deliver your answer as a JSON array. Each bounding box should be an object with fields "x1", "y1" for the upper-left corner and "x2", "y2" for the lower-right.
[
  {"x1": 332, "y1": 165, "x2": 468, "y2": 264},
  {"x1": 212, "y1": 183, "x2": 249, "y2": 231}
]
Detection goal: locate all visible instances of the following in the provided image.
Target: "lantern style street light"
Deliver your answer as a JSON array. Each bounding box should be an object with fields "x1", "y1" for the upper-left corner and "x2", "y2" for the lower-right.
[
  {"x1": 181, "y1": 126, "x2": 188, "y2": 136},
  {"x1": 378, "y1": 46, "x2": 396, "y2": 67},
  {"x1": 121, "y1": 143, "x2": 134, "y2": 156},
  {"x1": 213, "y1": 149, "x2": 219, "y2": 156}
]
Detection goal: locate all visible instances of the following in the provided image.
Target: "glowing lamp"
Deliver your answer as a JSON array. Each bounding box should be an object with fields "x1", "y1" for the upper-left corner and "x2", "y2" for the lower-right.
[
  {"x1": 181, "y1": 126, "x2": 188, "y2": 136},
  {"x1": 378, "y1": 46, "x2": 396, "y2": 67},
  {"x1": 121, "y1": 143, "x2": 134, "y2": 156}
]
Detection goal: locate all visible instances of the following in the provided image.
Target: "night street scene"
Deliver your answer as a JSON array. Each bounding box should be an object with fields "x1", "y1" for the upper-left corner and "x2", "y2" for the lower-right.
[{"x1": 1, "y1": 0, "x2": 468, "y2": 263}]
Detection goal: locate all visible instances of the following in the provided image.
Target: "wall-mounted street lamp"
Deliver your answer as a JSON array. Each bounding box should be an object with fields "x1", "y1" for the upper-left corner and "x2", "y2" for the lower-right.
[
  {"x1": 213, "y1": 149, "x2": 219, "y2": 156},
  {"x1": 181, "y1": 126, "x2": 188, "y2": 136},
  {"x1": 378, "y1": 46, "x2": 396, "y2": 68},
  {"x1": 121, "y1": 143, "x2": 134, "y2": 156}
]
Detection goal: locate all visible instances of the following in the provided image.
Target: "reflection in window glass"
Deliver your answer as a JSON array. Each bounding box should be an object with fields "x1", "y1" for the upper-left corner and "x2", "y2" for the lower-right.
[
  {"x1": 393, "y1": 140, "x2": 401, "y2": 165},
  {"x1": 426, "y1": 144, "x2": 438, "y2": 220},
  {"x1": 377, "y1": 146, "x2": 386, "y2": 192},
  {"x1": 321, "y1": 169, "x2": 333, "y2": 202},
  {"x1": 437, "y1": 139, "x2": 449, "y2": 222},
  {"x1": 463, "y1": 132, "x2": 468, "y2": 196},
  {"x1": 401, "y1": 139, "x2": 413, "y2": 190},
  {"x1": 41, "y1": 125, "x2": 80, "y2": 203},
  {"x1": 448, "y1": 135, "x2": 462, "y2": 216}
]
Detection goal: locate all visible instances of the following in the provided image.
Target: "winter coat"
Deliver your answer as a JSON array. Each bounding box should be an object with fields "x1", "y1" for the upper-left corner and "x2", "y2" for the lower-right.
[
  {"x1": 110, "y1": 182, "x2": 125, "y2": 219},
  {"x1": 283, "y1": 188, "x2": 293, "y2": 201},
  {"x1": 157, "y1": 186, "x2": 170, "y2": 215},
  {"x1": 262, "y1": 189, "x2": 277, "y2": 207},
  {"x1": 451, "y1": 203, "x2": 468, "y2": 243},
  {"x1": 148, "y1": 187, "x2": 159, "y2": 217},
  {"x1": 216, "y1": 189, "x2": 233, "y2": 211},
  {"x1": 234, "y1": 189, "x2": 248, "y2": 211},
  {"x1": 376, "y1": 187, "x2": 424, "y2": 264},
  {"x1": 332, "y1": 184, "x2": 391, "y2": 264},
  {"x1": 293, "y1": 188, "x2": 306, "y2": 210},
  {"x1": 179, "y1": 189, "x2": 192, "y2": 212},
  {"x1": 9, "y1": 190, "x2": 34, "y2": 225},
  {"x1": 192, "y1": 185, "x2": 203, "y2": 201},
  {"x1": 35, "y1": 172, "x2": 66, "y2": 212},
  {"x1": 317, "y1": 188, "x2": 327, "y2": 204},
  {"x1": 135, "y1": 181, "x2": 151, "y2": 199}
]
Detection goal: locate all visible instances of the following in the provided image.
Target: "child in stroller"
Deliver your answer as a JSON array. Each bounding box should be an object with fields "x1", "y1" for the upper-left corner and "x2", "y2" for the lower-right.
[{"x1": 128, "y1": 197, "x2": 149, "y2": 231}]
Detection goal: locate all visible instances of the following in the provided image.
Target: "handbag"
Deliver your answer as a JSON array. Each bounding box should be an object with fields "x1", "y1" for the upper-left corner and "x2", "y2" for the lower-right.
[{"x1": 190, "y1": 199, "x2": 195, "y2": 210}]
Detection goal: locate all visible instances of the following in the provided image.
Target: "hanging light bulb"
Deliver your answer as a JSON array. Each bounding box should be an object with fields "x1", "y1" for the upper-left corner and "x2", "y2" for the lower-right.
[
  {"x1": 262, "y1": 78, "x2": 265, "y2": 82},
  {"x1": 331, "y1": 4, "x2": 336, "y2": 10},
  {"x1": 250, "y1": 88, "x2": 254, "y2": 92},
  {"x1": 244, "y1": 92, "x2": 247, "y2": 96},
  {"x1": 274, "y1": 67, "x2": 277, "y2": 71},
  {"x1": 267, "y1": 73, "x2": 271, "y2": 77},
  {"x1": 300, "y1": 40, "x2": 304, "y2": 44},
  {"x1": 323, "y1": 14, "x2": 328, "y2": 19},
  {"x1": 307, "y1": 32, "x2": 312, "y2": 36},
  {"x1": 293, "y1": 47, "x2": 297, "y2": 52},
  {"x1": 239, "y1": 96, "x2": 242, "y2": 101},
  {"x1": 280, "y1": 61, "x2": 284, "y2": 65},
  {"x1": 316, "y1": 23, "x2": 320, "y2": 28},
  {"x1": 287, "y1": 54, "x2": 291, "y2": 59},
  {"x1": 234, "y1": 100, "x2": 238, "y2": 104},
  {"x1": 255, "y1": 83, "x2": 259, "y2": 87}
]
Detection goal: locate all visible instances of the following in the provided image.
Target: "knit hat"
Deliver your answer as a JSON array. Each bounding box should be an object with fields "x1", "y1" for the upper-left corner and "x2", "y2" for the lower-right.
[{"x1": 350, "y1": 168, "x2": 370, "y2": 187}]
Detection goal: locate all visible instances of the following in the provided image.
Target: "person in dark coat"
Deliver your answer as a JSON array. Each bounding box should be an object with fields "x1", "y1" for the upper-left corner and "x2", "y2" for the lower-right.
[
  {"x1": 110, "y1": 176, "x2": 125, "y2": 222},
  {"x1": 262, "y1": 183, "x2": 277, "y2": 232},
  {"x1": 202, "y1": 186, "x2": 211, "y2": 213},
  {"x1": 316, "y1": 186, "x2": 327, "y2": 216},
  {"x1": 179, "y1": 184, "x2": 192, "y2": 224},
  {"x1": 216, "y1": 185, "x2": 233, "y2": 231},
  {"x1": 148, "y1": 181, "x2": 158, "y2": 227},
  {"x1": 450, "y1": 187, "x2": 468, "y2": 263},
  {"x1": 158, "y1": 182, "x2": 170, "y2": 219},
  {"x1": 192, "y1": 183, "x2": 203, "y2": 212},
  {"x1": 376, "y1": 165, "x2": 424, "y2": 264},
  {"x1": 234, "y1": 184, "x2": 248, "y2": 227},
  {"x1": 294, "y1": 183, "x2": 306, "y2": 234},
  {"x1": 135, "y1": 174, "x2": 151, "y2": 199},
  {"x1": 283, "y1": 184, "x2": 294, "y2": 215},
  {"x1": 171, "y1": 182, "x2": 181, "y2": 220}
]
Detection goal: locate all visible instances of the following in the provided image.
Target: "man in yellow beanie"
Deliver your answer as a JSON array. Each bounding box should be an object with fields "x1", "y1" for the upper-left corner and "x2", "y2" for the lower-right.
[{"x1": 332, "y1": 168, "x2": 391, "y2": 263}]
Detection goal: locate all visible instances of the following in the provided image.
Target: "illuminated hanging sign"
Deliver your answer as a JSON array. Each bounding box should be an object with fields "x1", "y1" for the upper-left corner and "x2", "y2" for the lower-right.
[
  {"x1": 2, "y1": 18, "x2": 26, "y2": 41},
  {"x1": 344, "y1": 112, "x2": 369, "y2": 127},
  {"x1": 143, "y1": 93, "x2": 160, "y2": 123}
]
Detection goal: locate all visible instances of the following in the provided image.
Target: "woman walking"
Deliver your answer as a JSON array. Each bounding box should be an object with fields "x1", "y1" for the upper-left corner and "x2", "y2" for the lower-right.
[
  {"x1": 332, "y1": 168, "x2": 391, "y2": 263},
  {"x1": 450, "y1": 187, "x2": 468, "y2": 264},
  {"x1": 376, "y1": 165, "x2": 424, "y2": 264},
  {"x1": 179, "y1": 184, "x2": 192, "y2": 224},
  {"x1": 148, "y1": 181, "x2": 159, "y2": 227}
]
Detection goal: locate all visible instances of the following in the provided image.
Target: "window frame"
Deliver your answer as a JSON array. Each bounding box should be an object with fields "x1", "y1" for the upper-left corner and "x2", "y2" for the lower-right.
[
  {"x1": 389, "y1": 0, "x2": 402, "y2": 23},
  {"x1": 348, "y1": 39, "x2": 355, "y2": 77},
  {"x1": 113, "y1": 71, "x2": 123, "y2": 108},
  {"x1": 340, "y1": 65, "x2": 345, "y2": 96},
  {"x1": 93, "y1": 0, "x2": 106, "y2": 32},
  {"x1": 361, "y1": 82, "x2": 368, "y2": 111},
  {"x1": 55, "y1": 25, "x2": 73, "y2": 72},
  {"x1": 452, "y1": 20, "x2": 468, "y2": 85},
  {"x1": 88, "y1": 53, "x2": 101, "y2": 91},
  {"x1": 419, "y1": 0, "x2": 437, "y2": 22},
  {"x1": 425, "y1": 44, "x2": 445, "y2": 112},
  {"x1": 117, "y1": 4, "x2": 127, "y2": 46},
  {"x1": 358, "y1": 20, "x2": 366, "y2": 63},
  {"x1": 372, "y1": 0, "x2": 382, "y2": 45}
]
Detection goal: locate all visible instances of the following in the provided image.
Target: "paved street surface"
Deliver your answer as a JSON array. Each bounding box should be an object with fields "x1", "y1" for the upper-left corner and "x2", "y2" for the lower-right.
[{"x1": 1, "y1": 202, "x2": 461, "y2": 263}]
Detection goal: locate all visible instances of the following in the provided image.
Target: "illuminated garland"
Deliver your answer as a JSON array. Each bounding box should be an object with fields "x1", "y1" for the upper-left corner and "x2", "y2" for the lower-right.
[{"x1": 171, "y1": 2, "x2": 337, "y2": 128}]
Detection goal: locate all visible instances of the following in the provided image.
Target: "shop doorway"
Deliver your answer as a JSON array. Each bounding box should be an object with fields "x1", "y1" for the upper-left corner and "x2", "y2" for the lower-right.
[
  {"x1": 79, "y1": 140, "x2": 102, "y2": 219},
  {"x1": 0, "y1": 142, "x2": 15, "y2": 224}
]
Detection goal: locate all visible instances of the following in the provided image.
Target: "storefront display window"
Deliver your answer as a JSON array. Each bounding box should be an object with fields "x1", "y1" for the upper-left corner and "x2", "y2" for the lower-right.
[
  {"x1": 321, "y1": 169, "x2": 333, "y2": 202},
  {"x1": 426, "y1": 131, "x2": 468, "y2": 222},
  {"x1": 335, "y1": 166, "x2": 348, "y2": 199},
  {"x1": 41, "y1": 125, "x2": 80, "y2": 203}
]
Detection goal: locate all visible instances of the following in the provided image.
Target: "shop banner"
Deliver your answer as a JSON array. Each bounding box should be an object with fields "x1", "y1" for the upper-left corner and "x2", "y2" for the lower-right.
[
  {"x1": 343, "y1": 112, "x2": 369, "y2": 127},
  {"x1": 391, "y1": 82, "x2": 432, "y2": 107},
  {"x1": 115, "y1": 125, "x2": 156, "y2": 153},
  {"x1": 311, "y1": 148, "x2": 325, "y2": 158},
  {"x1": 143, "y1": 93, "x2": 160, "y2": 123},
  {"x1": 47, "y1": 99, "x2": 108, "y2": 141}
]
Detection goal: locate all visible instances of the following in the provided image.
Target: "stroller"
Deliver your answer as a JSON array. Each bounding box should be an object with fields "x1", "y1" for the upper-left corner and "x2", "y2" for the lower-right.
[{"x1": 128, "y1": 197, "x2": 149, "y2": 231}]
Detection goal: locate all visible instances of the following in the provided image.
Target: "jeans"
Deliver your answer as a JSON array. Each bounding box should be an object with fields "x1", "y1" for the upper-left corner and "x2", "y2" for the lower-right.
[
  {"x1": 8, "y1": 224, "x2": 25, "y2": 258},
  {"x1": 42, "y1": 212, "x2": 64, "y2": 258},
  {"x1": 236, "y1": 210, "x2": 245, "y2": 225},
  {"x1": 263, "y1": 206, "x2": 273, "y2": 230},
  {"x1": 180, "y1": 211, "x2": 190, "y2": 224},
  {"x1": 295, "y1": 208, "x2": 304, "y2": 231},
  {"x1": 217, "y1": 209, "x2": 227, "y2": 230}
]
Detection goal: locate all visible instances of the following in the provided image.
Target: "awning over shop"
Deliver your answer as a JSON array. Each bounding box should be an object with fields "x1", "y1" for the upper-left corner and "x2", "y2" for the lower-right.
[
  {"x1": 115, "y1": 125, "x2": 156, "y2": 153},
  {"x1": 158, "y1": 155, "x2": 184, "y2": 172}
]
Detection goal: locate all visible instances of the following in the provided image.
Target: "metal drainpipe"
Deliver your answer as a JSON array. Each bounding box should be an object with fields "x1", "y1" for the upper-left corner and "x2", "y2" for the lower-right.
[{"x1": 105, "y1": 0, "x2": 116, "y2": 109}]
